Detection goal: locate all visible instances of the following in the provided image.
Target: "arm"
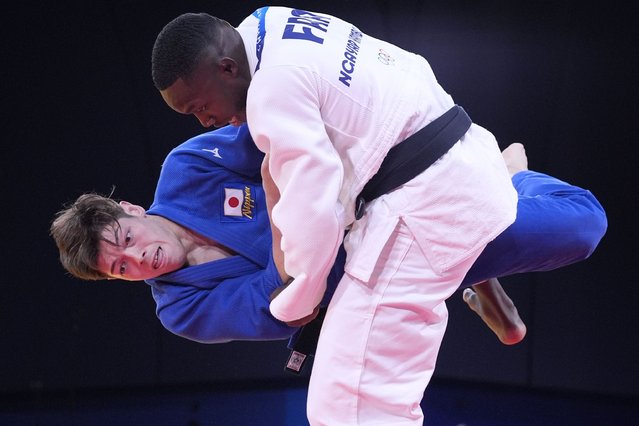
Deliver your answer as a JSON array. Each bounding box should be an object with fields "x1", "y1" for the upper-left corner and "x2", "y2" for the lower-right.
[
  {"x1": 261, "y1": 154, "x2": 289, "y2": 283},
  {"x1": 262, "y1": 154, "x2": 323, "y2": 328},
  {"x1": 149, "y1": 257, "x2": 298, "y2": 343},
  {"x1": 248, "y1": 68, "x2": 345, "y2": 322}
]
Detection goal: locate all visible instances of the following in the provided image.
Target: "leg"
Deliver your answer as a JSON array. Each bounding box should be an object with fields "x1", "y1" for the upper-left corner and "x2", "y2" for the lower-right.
[
  {"x1": 502, "y1": 142, "x2": 528, "y2": 177},
  {"x1": 463, "y1": 278, "x2": 527, "y2": 345},
  {"x1": 461, "y1": 142, "x2": 606, "y2": 344},
  {"x1": 462, "y1": 144, "x2": 528, "y2": 344},
  {"x1": 461, "y1": 145, "x2": 607, "y2": 287},
  {"x1": 307, "y1": 221, "x2": 482, "y2": 425}
]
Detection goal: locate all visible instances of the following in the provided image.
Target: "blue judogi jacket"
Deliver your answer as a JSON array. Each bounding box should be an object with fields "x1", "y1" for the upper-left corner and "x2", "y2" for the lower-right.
[{"x1": 145, "y1": 124, "x2": 343, "y2": 343}]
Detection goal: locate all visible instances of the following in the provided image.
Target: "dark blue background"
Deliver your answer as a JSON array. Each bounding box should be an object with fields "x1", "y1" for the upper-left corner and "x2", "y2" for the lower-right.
[{"x1": 2, "y1": 0, "x2": 637, "y2": 423}]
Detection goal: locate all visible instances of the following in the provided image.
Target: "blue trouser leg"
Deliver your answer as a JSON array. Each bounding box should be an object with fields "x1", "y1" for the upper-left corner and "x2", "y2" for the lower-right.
[{"x1": 461, "y1": 170, "x2": 608, "y2": 288}]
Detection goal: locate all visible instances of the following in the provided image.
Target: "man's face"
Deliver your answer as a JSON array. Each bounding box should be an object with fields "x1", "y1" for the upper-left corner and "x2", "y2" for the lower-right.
[
  {"x1": 96, "y1": 206, "x2": 187, "y2": 281},
  {"x1": 160, "y1": 53, "x2": 249, "y2": 128}
]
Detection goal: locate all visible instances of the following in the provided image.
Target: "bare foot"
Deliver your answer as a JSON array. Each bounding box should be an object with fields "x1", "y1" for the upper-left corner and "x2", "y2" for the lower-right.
[
  {"x1": 463, "y1": 278, "x2": 527, "y2": 345},
  {"x1": 502, "y1": 143, "x2": 528, "y2": 177}
]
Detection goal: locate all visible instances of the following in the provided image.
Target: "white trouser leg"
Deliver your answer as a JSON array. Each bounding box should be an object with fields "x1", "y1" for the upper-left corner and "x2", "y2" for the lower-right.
[{"x1": 307, "y1": 220, "x2": 482, "y2": 426}]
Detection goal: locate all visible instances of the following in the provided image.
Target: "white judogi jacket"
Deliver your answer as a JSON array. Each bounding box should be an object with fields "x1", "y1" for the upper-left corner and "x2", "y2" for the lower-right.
[{"x1": 237, "y1": 7, "x2": 517, "y2": 321}]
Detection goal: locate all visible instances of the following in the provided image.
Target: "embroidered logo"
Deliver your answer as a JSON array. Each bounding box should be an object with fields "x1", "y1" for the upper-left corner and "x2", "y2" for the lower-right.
[
  {"x1": 203, "y1": 147, "x2": 222, "y2": 159},
  {"x1": 223, "y1": 186, "x2": 255, "y2": 219},
  {"x1": 377, "y1": 48, "x2": 395, "y2": 66}
]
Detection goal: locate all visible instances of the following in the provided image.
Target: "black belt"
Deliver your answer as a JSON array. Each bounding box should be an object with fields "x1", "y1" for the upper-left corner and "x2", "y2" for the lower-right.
[
  {"x1": 284, "y1": 105, "x2": 472, "y2": 375},
  {"x1": 284, "y1": 307, "x2": 326, "y2": 375},
  {"x1": 355, "y1": 104, "x2": 472, "y2": 219}
]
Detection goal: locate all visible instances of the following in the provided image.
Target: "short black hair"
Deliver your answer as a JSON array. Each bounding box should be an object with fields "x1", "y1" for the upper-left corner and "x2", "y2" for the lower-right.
[{"x1": 152, "y1": 13, "x2": 223, "y2": 90}]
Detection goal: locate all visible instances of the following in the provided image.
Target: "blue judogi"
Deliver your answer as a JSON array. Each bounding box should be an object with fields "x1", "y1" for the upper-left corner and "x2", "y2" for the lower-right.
[
  {"x1": 144, "y1": 124, "x2": 605, "y2": 344},
  {"x1": 145, "y1": 124, "x2": 344, "y2": 343}
]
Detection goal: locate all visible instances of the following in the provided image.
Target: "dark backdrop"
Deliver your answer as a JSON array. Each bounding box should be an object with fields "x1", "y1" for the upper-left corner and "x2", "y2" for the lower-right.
[{"x1": 2, "y1": 0, "x2": 637, "y2": 402}]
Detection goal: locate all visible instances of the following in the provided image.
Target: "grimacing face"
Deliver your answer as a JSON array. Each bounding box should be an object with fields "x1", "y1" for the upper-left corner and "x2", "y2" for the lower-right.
[
  {"x1": 160, "y1": 54, "x2": 249, "y2": 128},
  {"x1": 96, "y1": 203, "x2": 188, "y2": 281}
]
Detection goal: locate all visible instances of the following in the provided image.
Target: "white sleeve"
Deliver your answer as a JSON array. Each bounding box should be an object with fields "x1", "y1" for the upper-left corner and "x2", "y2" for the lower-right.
[{"x1": 247, "y1": 66, "x2": 344, "y2": 322}]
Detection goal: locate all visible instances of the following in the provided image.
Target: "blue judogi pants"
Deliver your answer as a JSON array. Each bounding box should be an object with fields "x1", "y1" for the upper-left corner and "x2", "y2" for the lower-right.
[{"x1": 462, "y1": 170, "x2": 607, "y2": 287}]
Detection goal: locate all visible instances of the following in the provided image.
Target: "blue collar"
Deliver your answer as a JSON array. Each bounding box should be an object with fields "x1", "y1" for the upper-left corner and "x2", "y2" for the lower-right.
[{"x1": 252, "y1": 7, "x2": 269, "y2": 72}]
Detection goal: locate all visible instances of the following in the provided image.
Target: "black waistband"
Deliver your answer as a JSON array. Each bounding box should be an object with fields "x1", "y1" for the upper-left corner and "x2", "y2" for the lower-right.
[{"x1": 355, "y1": 105, "x2": 472, "y2": 219}]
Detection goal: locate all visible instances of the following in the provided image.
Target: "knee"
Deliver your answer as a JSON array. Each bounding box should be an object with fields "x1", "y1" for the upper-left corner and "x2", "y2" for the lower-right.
[{"x1": 574, "y1": 196, "x2": 608, "y2": 259}]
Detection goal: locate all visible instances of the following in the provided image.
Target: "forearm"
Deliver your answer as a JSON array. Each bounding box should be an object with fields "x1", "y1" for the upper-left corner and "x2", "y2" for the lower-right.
[{"x1": 261, "y1": 154, "x2": 289, "y2": 283}]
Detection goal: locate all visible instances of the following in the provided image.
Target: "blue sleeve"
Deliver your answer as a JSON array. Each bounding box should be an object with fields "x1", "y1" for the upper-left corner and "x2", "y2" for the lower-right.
[{"x1": 149, "y1": 257, "x2": 298, "y2": 344}]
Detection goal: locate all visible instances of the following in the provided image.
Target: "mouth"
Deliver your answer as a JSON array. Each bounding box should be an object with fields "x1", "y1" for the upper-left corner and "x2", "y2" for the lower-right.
[{"x1": 152, "y1": 247, "x2": 162, "y2": 269}]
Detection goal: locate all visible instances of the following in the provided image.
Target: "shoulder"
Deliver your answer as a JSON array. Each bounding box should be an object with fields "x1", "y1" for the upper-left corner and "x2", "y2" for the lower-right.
[{"x1": 164, "y1": 125, "x2": 264, "y2": 178}]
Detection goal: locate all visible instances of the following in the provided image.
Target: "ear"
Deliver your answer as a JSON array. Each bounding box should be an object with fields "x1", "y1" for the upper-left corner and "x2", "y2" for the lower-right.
[
  {"x1": 219, "y1": 57, "x2": 239, "y2": 77},
  {"x1": 119, "y1": 201, "x2": 146, "y2": 217}
]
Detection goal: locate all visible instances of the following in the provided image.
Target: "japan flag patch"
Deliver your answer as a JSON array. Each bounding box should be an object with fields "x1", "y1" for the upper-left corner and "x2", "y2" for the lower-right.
[{"x1": 224, "y1": 188, "x2": 244, "y2": 217}]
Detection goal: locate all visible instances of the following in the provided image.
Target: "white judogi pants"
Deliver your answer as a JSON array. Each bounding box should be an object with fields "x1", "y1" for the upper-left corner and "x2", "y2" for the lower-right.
[
  {"x1": 307, "y1": 220, "x2": 482, "y2": 425},
  {"x1": 306, "y1": 131, "x2": 516, "y2": 425}
]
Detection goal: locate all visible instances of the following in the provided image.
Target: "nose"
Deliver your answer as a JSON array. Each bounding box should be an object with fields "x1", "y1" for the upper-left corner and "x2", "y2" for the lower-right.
[
  {"x1": 124, "y1": 246, "x2": 147, "y2": 264},
  {"x1": 194, "y1": 112, "x2": 213, "y2": 128}
]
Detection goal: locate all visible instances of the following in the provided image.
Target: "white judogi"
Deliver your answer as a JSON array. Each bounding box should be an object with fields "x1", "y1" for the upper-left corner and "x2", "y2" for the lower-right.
[{"x1": 238, "y1": 7, "x2": 517, "y2": 424}]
